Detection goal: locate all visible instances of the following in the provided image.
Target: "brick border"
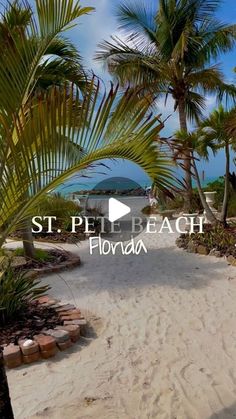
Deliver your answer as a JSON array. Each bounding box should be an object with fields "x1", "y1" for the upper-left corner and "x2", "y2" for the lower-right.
[
  {"x1": 26, "y1": 251, "x2": 81, "y2": 279},
  {"x1": 3, "y1": 296, "x2": 87, "y2": 369}
]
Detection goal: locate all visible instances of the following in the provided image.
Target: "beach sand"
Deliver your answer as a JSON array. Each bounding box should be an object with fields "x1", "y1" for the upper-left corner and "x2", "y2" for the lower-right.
[{"x1": 6, "y1": 221, "x2": 236, "y2": 419}]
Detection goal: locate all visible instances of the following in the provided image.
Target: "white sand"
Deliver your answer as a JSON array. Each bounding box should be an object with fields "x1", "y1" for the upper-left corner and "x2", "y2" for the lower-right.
[{"x1": 6, "y1": 223, "x2": 236, "y2": 419}]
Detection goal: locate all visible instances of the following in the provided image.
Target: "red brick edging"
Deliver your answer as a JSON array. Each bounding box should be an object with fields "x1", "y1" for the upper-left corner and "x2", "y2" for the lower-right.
[
  {"x1": 3, "y1": 296, "x2": 86, "y2": 369},
  {"x1": 27, "y1": 252, "x2": 81, "y2": 279}
]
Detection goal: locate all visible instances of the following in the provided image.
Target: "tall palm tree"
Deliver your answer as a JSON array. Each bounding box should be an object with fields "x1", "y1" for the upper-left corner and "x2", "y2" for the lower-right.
[
  {"x1": 198, "y1": 106, "x2": 236, "y2": 226},
  {"x1": 96, "y1": 0, "x2": 236, "y2": 211}
]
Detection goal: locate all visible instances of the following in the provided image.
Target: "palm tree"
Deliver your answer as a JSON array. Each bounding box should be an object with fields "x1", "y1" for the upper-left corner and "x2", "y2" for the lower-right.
[
  {"x1": 96, "y1": 0, "x2": 236, "y2": 211},
  {"x1": 0, "y1": 0, "x2": 92, "y2": 258},
  {"x1": 198, "y1": 106, "x2": 236, "y2": 226},
  {"x1": 0, "y1": 0, "x2": 89, "y2": 92},
  {"x1": 0, "y1": 1, "x2": 174, "y2": 247},
  {"x1": 0, "y1": 2, "x2": 175, "y2": 415},
  {"x1": 173, "y1": 129, "x2": 218, "y2": 223}
]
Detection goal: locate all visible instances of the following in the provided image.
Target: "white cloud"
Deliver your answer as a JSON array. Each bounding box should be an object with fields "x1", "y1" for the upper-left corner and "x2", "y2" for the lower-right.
[{"x1": 70, "y1": 0, "x2": 119, "y2": 77}]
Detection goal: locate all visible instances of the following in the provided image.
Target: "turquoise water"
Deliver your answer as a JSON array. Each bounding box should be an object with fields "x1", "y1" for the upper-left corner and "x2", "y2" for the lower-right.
[
  {"x1": 55, "y1": 175, "x2": 218, "y2": 196},
  {"x1": 55, "y1": 178, "x2": 151, "y2": 196},
  {"x1": 193, "y1": 177, "x2": 219, "y2": 188}
]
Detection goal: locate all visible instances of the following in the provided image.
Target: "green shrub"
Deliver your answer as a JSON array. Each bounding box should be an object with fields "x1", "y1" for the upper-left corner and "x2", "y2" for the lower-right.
[
  {"x1": 204, "y1": 177, "x2": 224, "y2": 209},
  {"x1": 14, "y1": 248, "x2": 52, "y2": 262},
  {"x1": 227, "y1": 192, "x2": 236, "y2": 217},
  {"x1": 0, "y1": 266, "x2": 50, "y2": 325},
  {"x1": 141, "y1": 205, "x2": 159, "y2": 215},
  {"x1": 35, "y1": 193, "x2": 82, "y2": 232},
  {"x1": 165, "y1": 194, "x2": 184, "y2": 210},
  {"x1": 183, "y1": 224, "x2": 236, "y2": 256},
  {"x1": 164, "y1": 190, "x2": 202, "y2": 213}
]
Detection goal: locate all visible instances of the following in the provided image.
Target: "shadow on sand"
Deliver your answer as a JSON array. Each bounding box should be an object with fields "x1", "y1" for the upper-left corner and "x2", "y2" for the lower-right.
[
  {"x1": 68, "y1": 245, "x2": 235, "y2": 292},
  {"x1": 208, "y1": 402, "x2": 236, "y2": 418}
]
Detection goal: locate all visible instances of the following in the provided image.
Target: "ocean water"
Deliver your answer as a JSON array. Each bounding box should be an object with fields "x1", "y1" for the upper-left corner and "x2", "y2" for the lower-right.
[
  {"x1": 56, "y1": 178, "x2": 151, "y2": 196},
  {"x1": 192, "y1": 177, "x2": 219, "y2": 188},
  {"x1": 55, "y1": 175, "x2": 218, "y2": 196}
]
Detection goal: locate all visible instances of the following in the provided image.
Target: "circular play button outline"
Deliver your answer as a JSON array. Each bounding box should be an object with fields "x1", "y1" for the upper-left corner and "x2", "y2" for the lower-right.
[{"x1": 86, "y1": 177, "x2": 148, "y2": 242}]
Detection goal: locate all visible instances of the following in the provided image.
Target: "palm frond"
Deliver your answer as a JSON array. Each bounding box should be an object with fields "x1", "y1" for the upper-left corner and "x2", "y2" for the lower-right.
[
  {"x1": 0, "y1": 0, "x2": 94, "y2": 116},
  {"x1": 117, "y1": 1, "x2": 158, "y2": 45},
  {"x1": 0, "y1": 79, "x2": 174, "y2": 242},
  {"x1": 96, "y1": 0, "x2": 236, "y2": 126}
]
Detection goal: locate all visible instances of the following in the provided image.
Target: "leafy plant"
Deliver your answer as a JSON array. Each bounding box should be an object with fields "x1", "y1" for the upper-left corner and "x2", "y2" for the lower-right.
[
  {"x1": 197, "y1": 106, "x2": 236, "y2": 224},
  {"x1": 14, "y1": 247, "x2": 52, "y2": 262},
  {"x1": 141, "y1": 205, "x2": 159, "y2": 215},
  {"x1": 183, "y1": 224, "x2": 236, "y2": 256},
  {"x1": 204, "y1": 178, "x2": 225, "y2": 208},
  {"x1": 0, "y1": 266, "x2": 50, "y2": 325},
  {"x1": 204, "y1": 177, "x2": 236, "y2": 217},
  {"x1": 34, "y1": 193, "x2": 82, "y2": 232}
]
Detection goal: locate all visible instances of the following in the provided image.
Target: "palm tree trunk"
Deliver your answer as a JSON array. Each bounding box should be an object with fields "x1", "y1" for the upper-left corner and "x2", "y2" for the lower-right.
[
  {"x1": 0, "y1": 349, "x2": 14, "y2": 419},
  {"x1": 221, "y1": 142, "x2": 230, "y2": 226},
  {"x1": 22, "y1": 220, "x2": 35, "y2": 259},
  {"x1": 192, "y1": 154, "x2": 217, "y2": 224},
  {"x1": 178, "y1": 97, "x2": 192, "y2": 211}
]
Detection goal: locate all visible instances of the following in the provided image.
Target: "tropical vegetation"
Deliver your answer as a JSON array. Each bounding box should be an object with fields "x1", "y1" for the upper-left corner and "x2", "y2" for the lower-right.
[
  {"x1": 0, "y1": 1, "x2": 174, "y2": 416},
  {"x1": 2, "y1": 0, "x2": 236, "y2": 416},
  {"x1": 96, "y1": 0, "x2": 236, "y2": 210},
  {"x1": 197, "y1": 106, "x2": 236, "y2": 225},
  {"x1": 0, "y1": 0, "x2": 174, "y2": 255},
  {"x1": 0, "y1": 267, "x2": 49, "y2": 326}
]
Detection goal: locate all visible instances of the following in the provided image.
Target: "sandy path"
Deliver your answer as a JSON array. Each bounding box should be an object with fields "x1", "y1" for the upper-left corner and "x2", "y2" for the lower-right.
[{"x1": 6, "y1": 227, "x2": 236, "y2": 419}]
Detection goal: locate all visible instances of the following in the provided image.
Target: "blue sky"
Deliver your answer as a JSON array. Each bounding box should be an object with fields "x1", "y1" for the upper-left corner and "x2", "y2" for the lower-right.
[{"x1": 2, "y1": 0, "x2": 236, "y2": 185}]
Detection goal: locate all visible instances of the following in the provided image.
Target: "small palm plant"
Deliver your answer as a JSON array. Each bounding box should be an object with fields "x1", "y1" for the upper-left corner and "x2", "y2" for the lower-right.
[
  {"x1": 197, "y1": 106, "x2": 236, "y2": 225},
  {"x1": 0, "y1": 265, "x2": 50, "y2": 326}
]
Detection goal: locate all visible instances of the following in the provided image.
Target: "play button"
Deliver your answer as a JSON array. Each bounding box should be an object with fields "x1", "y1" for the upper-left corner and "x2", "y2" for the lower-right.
[
  {"x1": 86, "y1": 176, "x2": 148, "y2": 242},
  {"x1": 108, "y1": 198, "x2": 131, "y2": 223}
]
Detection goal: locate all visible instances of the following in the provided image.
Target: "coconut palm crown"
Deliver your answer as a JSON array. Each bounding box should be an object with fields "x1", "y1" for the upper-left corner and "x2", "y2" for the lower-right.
[{"x1": 96, "y1": 0, "x2": 236, "y2": 210}]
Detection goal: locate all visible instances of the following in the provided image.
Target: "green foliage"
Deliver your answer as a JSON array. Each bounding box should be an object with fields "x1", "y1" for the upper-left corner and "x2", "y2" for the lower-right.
[
  {"x1": 141, "y1": 205, "x2": 159, "y2": 215},
  {"x1": 14, "y1": 247, "x2": 52, "y2": 262},
  {"x1": 0, "y1": 0, "x2": 174, "y2": 248},
  {"x1": 163, "y1": 190, "x2": 202, "y2": 213},
  {"x1": 228, "y1": 195, "x2": 236, "y2": 218},
  {"x1": 35, "y1": 193, "x2": 82, "y2": 232},
  {"x1": 96, "y1": 0, "x2": 236, "y2": 123},
  {"x1": 204, "y1": 178, "x2": 225, "y2": 209},
  {"x1": 190, "y1": 224, "x2": 236, "y2": 255},
  {"x1": 0, "y1": 266, "x2": 50, "y2": 324},
  {"x1": 204, "y1": 177, "x2": 236, "y2": 217}
]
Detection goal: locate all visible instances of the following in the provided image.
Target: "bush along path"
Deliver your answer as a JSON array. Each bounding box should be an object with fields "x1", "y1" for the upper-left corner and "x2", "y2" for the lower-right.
[{"x1": 176, "y1": 224, "x2": 236, "y2": 265}]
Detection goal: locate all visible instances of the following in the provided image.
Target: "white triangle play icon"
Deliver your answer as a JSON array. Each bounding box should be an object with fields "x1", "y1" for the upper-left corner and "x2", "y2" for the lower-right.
[{"x1": 108, "y1": 198, "x2": 131, "y2": 223}]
